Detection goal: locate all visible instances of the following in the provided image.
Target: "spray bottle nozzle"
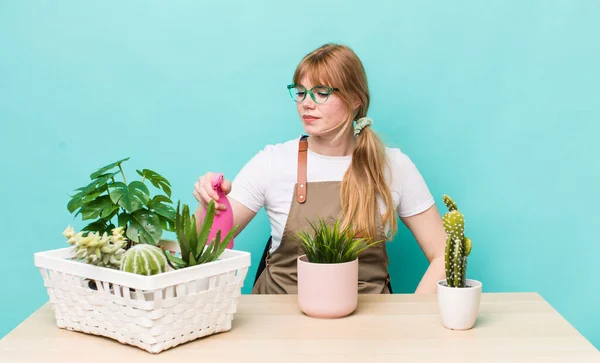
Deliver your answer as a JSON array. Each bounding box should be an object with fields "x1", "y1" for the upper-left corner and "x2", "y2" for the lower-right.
[{"x1": 211, "y1": 173, "x2": 224, "y2": 191}]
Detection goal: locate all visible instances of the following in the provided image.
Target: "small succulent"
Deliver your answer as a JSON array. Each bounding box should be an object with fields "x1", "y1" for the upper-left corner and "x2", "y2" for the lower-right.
[
  {"x1": 120, "y1": 244, "x2": 167, "y2": 276},
  {"x1": 296, "y1": 217, "x2": 383, "y2": 264},
  {"x1": 163, "y1": 200, "x2": 237, "y2": 269},
  {"x1": 442, "y1": 194, "x2": 473, "y2": 288},
  {"x1": 63, "y1": 225, "x2": 128, "y2": 269}
]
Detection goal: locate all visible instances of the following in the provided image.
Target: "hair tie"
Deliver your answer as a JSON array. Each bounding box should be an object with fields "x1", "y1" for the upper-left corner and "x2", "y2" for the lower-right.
[{"x1": 354, "y1": 117, "x2": 373, "y2": 136}]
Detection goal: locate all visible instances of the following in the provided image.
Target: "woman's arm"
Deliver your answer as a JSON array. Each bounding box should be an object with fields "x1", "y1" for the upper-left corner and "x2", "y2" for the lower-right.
[{"x1": 400, "y1": 203, "x2": 448, "y2": 294}]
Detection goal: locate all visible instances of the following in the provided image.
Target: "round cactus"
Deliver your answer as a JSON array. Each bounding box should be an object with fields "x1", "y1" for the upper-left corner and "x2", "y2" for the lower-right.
[{"x1": 120, "y1": 244, "x2": 168, "y2": 276}]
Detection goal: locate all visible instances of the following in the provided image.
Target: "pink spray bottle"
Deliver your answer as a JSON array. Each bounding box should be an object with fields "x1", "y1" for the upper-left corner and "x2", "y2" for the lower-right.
[{"x1": 202, "y1": 173, "x2": 235, "y2": 249}]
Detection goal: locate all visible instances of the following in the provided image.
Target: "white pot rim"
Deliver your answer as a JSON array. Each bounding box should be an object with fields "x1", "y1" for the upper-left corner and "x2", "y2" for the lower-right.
[
  {"x1": 297, "y1": 254, "x2": 358, "y2": 266},
  {"x1": 437, "y1": 278, "x2": 482, "y2": 289}
]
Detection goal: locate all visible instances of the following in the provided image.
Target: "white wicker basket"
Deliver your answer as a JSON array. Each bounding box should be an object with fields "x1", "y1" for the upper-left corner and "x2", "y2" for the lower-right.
[{"x1": 33, "y1": 240, "x2": 251, "y2": 354}]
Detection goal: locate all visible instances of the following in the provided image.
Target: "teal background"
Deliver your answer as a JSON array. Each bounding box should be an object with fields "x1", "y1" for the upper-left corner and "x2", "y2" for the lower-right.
[{"x1": 1, "y1": 0, "x2": 599, "y2": 349}]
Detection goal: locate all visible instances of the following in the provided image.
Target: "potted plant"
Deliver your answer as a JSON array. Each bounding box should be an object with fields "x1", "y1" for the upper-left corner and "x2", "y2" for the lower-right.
[
  {"x1": 296, "y1": 217, "x2": 382, "y2": 319},
  {"x1": 34, "y1": 158, "x2": 251, "y2": 354},
  {"x1": 437, "y1": 194, "x2": 482, "y2": 330}
]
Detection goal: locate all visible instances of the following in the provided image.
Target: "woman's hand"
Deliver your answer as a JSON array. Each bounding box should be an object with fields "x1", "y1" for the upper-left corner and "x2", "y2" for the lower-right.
[
  {"x1": 193, "y1": 172, "x2": 232, "y2": 215},
  {"x1": 192, "y1": 172, "x2": 258, "y2": 238}
]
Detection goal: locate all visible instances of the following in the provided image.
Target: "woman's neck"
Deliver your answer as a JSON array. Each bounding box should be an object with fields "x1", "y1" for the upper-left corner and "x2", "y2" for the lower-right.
[{"x1": 307, "y1": 131, "x2": 356, "y2": 157}]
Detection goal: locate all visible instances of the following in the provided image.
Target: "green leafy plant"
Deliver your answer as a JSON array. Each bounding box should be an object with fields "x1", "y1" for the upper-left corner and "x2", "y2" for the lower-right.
[
  {"x1": 66, "y1": 157, "x2": 176, "y2": 246},
  {"x1": 296, "y1": 217, "x2": 383, "y2": 264},
  {"x1": 442, "y1": 194, "x2": 473, "y2": 288},
  {"x1": 163, "y1": 200, "x2": 238, "y2": 269}
]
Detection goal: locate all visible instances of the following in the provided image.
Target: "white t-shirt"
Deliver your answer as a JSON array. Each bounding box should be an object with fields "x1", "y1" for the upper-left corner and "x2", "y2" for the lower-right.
[{"x1": 228, "y1": 138, "x2": 435, "y2": 253}]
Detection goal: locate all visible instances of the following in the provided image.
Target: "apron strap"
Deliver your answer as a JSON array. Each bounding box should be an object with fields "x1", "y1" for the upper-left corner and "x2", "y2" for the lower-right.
[{"x1": 296, "y1": 135, "x2": 309, "y2": 203}]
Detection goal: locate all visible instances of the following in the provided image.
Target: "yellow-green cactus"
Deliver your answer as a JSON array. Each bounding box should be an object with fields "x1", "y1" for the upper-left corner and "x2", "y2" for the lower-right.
[
  {"x1": 120, "y1": 244, "x2": 167, "y2": 275},
  {"x1": 442, "y1": 195, "x2": 472, "y2": 287},
  {"x1": 63, "y1": 226, "x2": 127, "y2": 269}
]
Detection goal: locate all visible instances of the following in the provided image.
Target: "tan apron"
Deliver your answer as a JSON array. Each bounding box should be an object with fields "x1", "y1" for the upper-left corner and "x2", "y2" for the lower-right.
[{"x1": 252, "y1": 135, "x2": 391, "y2": 294}]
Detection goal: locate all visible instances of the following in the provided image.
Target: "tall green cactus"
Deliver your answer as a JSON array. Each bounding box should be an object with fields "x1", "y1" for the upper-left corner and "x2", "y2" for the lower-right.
[{"x1": 442, "y1": 194, "x2": 472, "y2": 288}]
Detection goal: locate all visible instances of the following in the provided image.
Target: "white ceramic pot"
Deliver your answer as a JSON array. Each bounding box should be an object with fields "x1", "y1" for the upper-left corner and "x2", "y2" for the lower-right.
[
  {"x1": 437, "y1": 278, "x2": 482, "y2": 330},
  {"x1": 297, "y1": 255, "x2": 358, "y2": 319}
]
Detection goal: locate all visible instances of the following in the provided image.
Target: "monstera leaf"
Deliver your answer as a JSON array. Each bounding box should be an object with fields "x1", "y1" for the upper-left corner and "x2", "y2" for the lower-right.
[
  {"x1": 90, "y1": 157, "x2": 130, "y2": 179},
  {"x1": 126, "y1": 209, "x2": 162, "y2": 245},
  {"x1": 147, "y1": 195, "x2": 176, "y2": 232},
  {"x1": 67, "y1": 172, "x2": 118, "y2": 213},
  {"x1": 137, "y1": 169, "x2": 172, "y2": 197},
  {"x1": 109, "y1": 181, "x2": 150, "y2": 213},
  {"x1": 79, "y1": 195, "x2": 119, "y2": 220}
]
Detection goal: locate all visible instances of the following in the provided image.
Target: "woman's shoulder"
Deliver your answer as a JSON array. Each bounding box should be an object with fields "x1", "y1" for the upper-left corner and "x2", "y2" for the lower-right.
[
  {"x1": 256, "y1": 137, "x2": 300, "y2": 153},
  {"x1": 383, "y1": 146, "x2": 429, "y2": 189},
  {"x1": 383, "y1": 145, "x2": 434, "y2": 216},
  {"x1": 249, "y1": 137, "x2": 302, "y2": 162},
  {"x1": 384, "y1": 146, "x2": 413, "y2": 168}
]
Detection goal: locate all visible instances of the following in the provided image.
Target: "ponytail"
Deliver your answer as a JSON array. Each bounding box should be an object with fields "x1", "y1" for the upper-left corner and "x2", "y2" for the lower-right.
[{"x1": 340, "y1": 120, "x2": 397, "y2": 241}]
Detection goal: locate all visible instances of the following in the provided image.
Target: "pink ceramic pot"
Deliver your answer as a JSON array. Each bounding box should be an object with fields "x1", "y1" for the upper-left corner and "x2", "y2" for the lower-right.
[{"x1": 297, "y1": 254, "x2": 358, "y2": 319}]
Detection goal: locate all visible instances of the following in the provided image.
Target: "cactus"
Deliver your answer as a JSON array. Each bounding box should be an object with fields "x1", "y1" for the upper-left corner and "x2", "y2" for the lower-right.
[
  {"x1": 120, "y1": 244, "x2": 167, "y2": 275},
  {"x1": 442, "y1": 195, "x2": 472, "y2": 288},
  {"x1": 63, "y1": 225, "x2": 128, "y2": 269}
]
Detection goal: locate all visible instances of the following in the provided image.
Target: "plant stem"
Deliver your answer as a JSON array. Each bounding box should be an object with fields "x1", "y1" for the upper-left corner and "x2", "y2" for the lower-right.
[
  {"x1": 106, "y1": 178, "x2": 116, "y2": 213},
  {"x1": 119, "y1": 165, "x2": 127, "y2": 184}
]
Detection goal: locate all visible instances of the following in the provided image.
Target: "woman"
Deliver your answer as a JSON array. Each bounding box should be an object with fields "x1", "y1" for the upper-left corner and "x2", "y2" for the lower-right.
[{"x1": 193, "y1": 43, "x2": 447, "y2": 294}]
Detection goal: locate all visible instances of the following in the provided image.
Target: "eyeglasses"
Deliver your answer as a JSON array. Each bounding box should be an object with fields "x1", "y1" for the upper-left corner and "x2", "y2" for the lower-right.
[{"x1": 287, "y1": 83, "x2": 339, "y2": 104}]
